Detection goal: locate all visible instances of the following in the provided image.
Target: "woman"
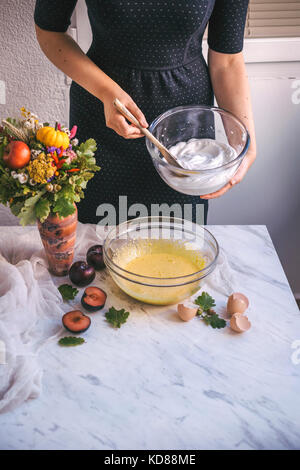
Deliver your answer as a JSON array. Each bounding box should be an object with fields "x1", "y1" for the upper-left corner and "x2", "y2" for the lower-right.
[{"x1": 34, "y1": 0, "x2": 256, "y2": 225}]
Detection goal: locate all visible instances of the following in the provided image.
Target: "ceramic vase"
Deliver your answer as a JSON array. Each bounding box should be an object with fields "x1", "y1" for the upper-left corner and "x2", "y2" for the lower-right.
[{"x1": 37, "y1": 206, "x2": 77, "y2": 276}]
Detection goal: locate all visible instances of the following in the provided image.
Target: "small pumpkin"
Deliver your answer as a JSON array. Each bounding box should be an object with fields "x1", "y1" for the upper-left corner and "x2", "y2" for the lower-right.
[{"x1": 36, "y1": 126, "x2": 70, "y2": 150}]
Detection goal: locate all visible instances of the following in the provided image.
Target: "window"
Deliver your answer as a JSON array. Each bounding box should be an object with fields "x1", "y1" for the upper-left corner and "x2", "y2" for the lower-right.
[
  {"x1": 245, "y1": 0, "x2": 300, "y2": 38},
  {"x1": 202, "y1": 1, "x2": 300, "y2": 62}
]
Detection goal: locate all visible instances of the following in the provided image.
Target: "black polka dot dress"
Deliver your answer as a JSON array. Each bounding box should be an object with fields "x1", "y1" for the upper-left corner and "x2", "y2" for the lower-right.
[{"x1": 34, "y1": 0, "x2": 249, "y2": 225}]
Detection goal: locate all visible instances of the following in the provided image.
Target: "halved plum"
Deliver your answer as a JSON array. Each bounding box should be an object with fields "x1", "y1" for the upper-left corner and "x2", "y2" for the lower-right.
[
  {"x1": 62, "y1": 310, "x2": 91, "y2": 334},
  {"x1": 81, "y1": 286, "x2": 107, "y2": 312}
]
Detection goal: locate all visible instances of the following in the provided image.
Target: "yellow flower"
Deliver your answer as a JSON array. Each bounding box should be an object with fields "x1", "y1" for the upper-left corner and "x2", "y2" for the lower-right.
[
  {"x1": 20, "y1": 106, "x2": 27, "y2": 117},
  {"x1": 27, "y1": 152, "x2": 56, "y2": 184}
]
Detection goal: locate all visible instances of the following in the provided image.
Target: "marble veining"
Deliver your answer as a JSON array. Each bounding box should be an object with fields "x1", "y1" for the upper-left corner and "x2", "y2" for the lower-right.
[{"x1": 0, "y1": 225, "x2": 300, "y2": 450}]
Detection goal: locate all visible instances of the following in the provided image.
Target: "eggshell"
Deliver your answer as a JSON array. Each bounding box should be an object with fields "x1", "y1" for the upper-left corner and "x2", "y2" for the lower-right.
[
  {"x1": 177, "y1": 303, "x2": 198, "y2": 322},
  {"x1": 230, "y1": 313, "x2": 251, "y2": 333},
  {"x1": 227, "y1": 292, "x2": 249, "y2": 316}
]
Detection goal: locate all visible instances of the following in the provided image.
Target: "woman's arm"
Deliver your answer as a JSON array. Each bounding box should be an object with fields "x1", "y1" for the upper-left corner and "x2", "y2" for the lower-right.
[
  {"x1": 201, "y1": 49, "x2": 256, "y2": 199},
  {"x1": 35, "y1": 26, "x2": 148, "y2": 138}
]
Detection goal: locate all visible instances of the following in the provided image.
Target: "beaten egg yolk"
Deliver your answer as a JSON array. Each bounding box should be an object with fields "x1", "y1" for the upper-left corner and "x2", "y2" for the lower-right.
[
  {"x1": 124, "y1": 252, "x2": 199, "y2": 278},
  {"x1": 113, "y1": 240, "x2": 205, "y2": 305}
]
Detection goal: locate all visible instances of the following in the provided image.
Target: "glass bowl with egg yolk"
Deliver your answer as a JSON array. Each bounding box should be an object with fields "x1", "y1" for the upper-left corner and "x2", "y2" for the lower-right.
[{"x1": 103, "y1": 216, "x2": 219, "y2": 305}]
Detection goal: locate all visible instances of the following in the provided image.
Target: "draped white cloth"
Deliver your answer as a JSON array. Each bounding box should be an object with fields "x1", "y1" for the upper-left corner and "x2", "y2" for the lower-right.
[{"x1": 0, "y1": 214, "x2": 104, "y2": 413}]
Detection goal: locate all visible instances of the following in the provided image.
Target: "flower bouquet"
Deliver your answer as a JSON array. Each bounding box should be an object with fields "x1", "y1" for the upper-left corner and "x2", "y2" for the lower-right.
[{"x1": 0, "y1": 108, "x2": 100, "y2": 275}]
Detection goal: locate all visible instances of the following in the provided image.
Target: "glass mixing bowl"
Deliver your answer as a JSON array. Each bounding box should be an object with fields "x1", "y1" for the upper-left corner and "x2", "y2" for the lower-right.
[
  {"x1": 146, "y1": 105, "x2": 250, "y2": 196},
  {"x1": 103, "y1": 216, "x2": 219, "y2": 305}
]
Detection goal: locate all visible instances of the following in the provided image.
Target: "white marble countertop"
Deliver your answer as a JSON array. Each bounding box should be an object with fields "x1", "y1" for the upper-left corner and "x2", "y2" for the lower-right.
[{"x1": 0, "y1": 225, "x2": 299, "y2": 450}]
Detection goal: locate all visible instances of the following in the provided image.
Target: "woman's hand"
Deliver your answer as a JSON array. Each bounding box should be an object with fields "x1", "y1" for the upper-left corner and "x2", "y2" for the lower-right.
[
  {"x1": 34, "y1": 28, "x2": 148, "y2": 139},
  {"x1": 102, "y1": 88, "x2": 148, "y2": 139},
  {"x1": 200, "y1": 150, "x2": 256, "y2": 199}
]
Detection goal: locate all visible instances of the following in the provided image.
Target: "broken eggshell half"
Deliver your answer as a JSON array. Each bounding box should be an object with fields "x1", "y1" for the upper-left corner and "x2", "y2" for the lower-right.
[
  {"x1": 177, "y1": 302, "x2": 198, "y2": 322},
  {"x1": 230, "y1": 313, "x2": 251, "y2": 333}
]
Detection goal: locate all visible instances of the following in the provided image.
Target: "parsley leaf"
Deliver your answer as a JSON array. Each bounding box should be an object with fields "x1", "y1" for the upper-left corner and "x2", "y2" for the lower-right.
[
  {"x1": 105, "y1": 307, "x2": 130, "y2": 328},
  {"x1": 202, "y1": 312, "x2": 226, "y2": 329},
  {"x1": 58, "y1": 336, "x2": 85, "y2": 347},
  {"x1": 194, "y1": 292, "x2": 226, "y2": 329},
  {"x1": 195, "y1": 292, "x2": 216, "y2": 311},
  {"x1": 58, "y1": 284, "x2": 79, "y2": 301}
]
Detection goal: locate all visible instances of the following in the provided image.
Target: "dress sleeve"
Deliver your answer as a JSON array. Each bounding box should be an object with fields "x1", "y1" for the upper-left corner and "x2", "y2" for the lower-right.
[
  {"x1": 208, "y1": 0, "x2": 249, "y2": 54},
  {"x1": 34, "y1": 0, "x2": 78, "y2": 33}
]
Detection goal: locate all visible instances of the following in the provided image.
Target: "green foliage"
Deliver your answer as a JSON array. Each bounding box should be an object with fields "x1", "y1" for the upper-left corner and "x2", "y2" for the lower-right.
[
  {"x1": 58, "y1": 336, "x2": 85, "y2": 347},
  {"x1": 58, "y1": 284, "x2": 79, "y2": 301},
  {"x1": 77, "y1": 138, "x2": 97, "y2": 159},
  {"x1": 195, "y1": 292, "x2": 216, "y2": 312},
  {"x1": 105, "y1": 307, "x2": 130, "y2": 329},
  {"x1": 0, "y1": 136, "x2": 8, "y2": 156},
  {"x1": 76, "y1": 139, "x2": 100, "y2": 172},
  {"x1": 5, "y1": 117, "x2": 18, "y2": 126},
  {"x1": 10, "y1": 201, "x2": 24, "y2": 216},
  {"x1": 18, "y1": 190, "x2": 46, "y2": 226},
  {"x1": 202, "y1": 310, "x2": 226, "y2": 329},
  {"x1": 35, "y1": 198, "x2": 50, "y2": 223},
  {"x1": 194, "y1": 292, "x2": 226, "y2": 330},
  {"x1": 53, "y1": 197, "x2": 76, "y2": 219}
]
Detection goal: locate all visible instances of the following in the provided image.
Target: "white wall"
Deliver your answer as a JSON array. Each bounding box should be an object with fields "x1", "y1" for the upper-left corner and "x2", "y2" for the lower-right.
[
  {"x1": 0, "y1": 0, "x2": 70, "y2": 225},
  {"x1": 0, "y1": 0, "x2": 299, "y2": 293},
  {"x1": 0, "y1": 0, "x2": 69, "y2": 126},
  {"x1": 208, "y1": 61, "x2": 300, "y2": 294}
]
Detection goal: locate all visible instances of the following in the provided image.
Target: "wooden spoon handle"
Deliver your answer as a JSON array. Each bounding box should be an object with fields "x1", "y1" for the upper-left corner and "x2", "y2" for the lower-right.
[
  {"x1": 113, "y1": 98, "x2": 182, "y2": 168},
  {"x1": 113, "y1": 98, "x2": 141, "y2": 128}
]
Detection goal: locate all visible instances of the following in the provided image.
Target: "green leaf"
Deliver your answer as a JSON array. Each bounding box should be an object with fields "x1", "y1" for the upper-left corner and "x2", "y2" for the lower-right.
[
  {"x1": 58, "y1": 284, "x2": 79, "y2": 301},
  {"x1": 203, "y1": 313, "x2": 226, "y2": 329},
  {"x1": 105, "y1": 307, "x2": 130, "y2": 329},
  {"x1": 54, "y1": 184, "x2": 74, "y2": 202},
  {"x1": 195, "y1": 292, "x2": 216, "y2": 312},
  {"x1": 76, "y1": 139, "x2": 99, "y2": 169},
  {"x1": 6, "y1": 117, "x2": 18, "y2": 126},
  {"x1": 194, "y1": 291, "x2": 226, "y2": 329},
  {"x1": 78, "y1": 138, "x2": 97, "y2": 157},
  {"x1": 10, "y1": 201, "x2": 24, "y2": 216},
  {"x1": 53, "y1": 197, "x2": 75, "y2": 218},
  {"x1": 35, "y1": 198, "x2": 50, "y2": 223},
  {"x1": 58, "y1": 336, "x2": 85, "y2": 347},
  {"x1": 18, "y1": 190, "x2": 46, "y2": 226},
  {"x1": 0, "y1": 142, "x2": 6, "y2": 159}
]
